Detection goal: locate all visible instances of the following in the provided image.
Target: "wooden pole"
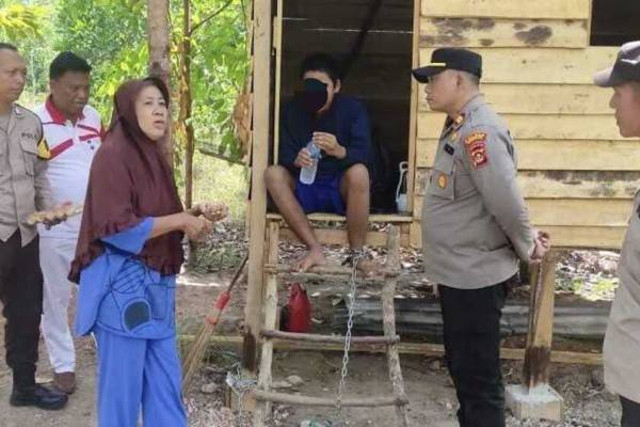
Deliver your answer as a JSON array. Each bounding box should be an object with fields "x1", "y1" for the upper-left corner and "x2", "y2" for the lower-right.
[
  {"x1": 147, "y1": 0, "x2": 173, "y2": 166},
  {"x1": 523, "y1": 250, "x2": 559, "y2": 389},
  {"x1": 382, "y1": 226, "x2": 409, "y2": 427},
  {"x1": 253, "y1": 390, "x2": 406, "y2": 408},
  {"x1": 260, "y1": 330, "x2": 400, "y2": 344},
  {"x1": 254, "y1": 221, "x2": 279, "y2": 426},
  {"x1": 243, "y1": 0, "x2": 273, "y2": 374},
  {"x1": 407, "y1": 0, "x2": 422, "y2": 247},
  {"x1": 178, "y1": 334, "x2": 603, "y2": 366},
  {"x1": 272, "y1": 0, "x2": 282, "y2": 165}
]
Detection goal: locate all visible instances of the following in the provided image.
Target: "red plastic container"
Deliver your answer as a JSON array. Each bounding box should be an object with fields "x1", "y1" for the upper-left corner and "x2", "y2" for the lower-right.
[{"x1": 283, "y1": 283, "x2": 312, "y2": 333}]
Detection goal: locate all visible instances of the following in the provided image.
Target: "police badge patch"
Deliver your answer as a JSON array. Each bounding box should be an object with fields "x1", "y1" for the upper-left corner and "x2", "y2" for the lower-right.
[
  {"x1": 437, "y1": 173, "x2": 447, "y2": 189},
  {"x1": 37, "y1": 138, "x2": 51, "y2": 160},
  {"x1": 464, "y1": 131, "x2": 489, "y2": 169}
]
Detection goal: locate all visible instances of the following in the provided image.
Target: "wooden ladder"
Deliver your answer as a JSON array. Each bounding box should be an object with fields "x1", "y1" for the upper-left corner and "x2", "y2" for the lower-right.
[{"x1": 253, "y1": 221, "x2": 409, "y2": 427}]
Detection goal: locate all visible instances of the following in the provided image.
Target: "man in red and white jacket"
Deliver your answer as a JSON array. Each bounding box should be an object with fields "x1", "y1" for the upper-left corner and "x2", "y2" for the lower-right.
[{"x1": 35, "y1": 52, "x2": 102, "y2": 395}]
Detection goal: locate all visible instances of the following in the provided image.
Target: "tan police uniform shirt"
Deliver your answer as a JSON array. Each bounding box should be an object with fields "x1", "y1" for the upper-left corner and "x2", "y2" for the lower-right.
[
  {"x1": 0, "y1": 104, "x2": 53, "y2": 246},
  {"x1": 421, "y1": 94, "x2": 534, "y2": 289},
  {"x1": 604, "y1": 190, "x2": 640, "y2": 403}
]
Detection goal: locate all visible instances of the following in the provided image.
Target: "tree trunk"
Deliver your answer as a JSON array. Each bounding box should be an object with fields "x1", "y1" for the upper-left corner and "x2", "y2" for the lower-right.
[
  {"x1": 147, "y1": 0, "x2": 173, "y2": 167},
  {"x1": 178, "y1": 0, "x2": 199, "y2": 267},
  {"x1": 179, "y1": 0, "x2": 194, "y2": 209}
]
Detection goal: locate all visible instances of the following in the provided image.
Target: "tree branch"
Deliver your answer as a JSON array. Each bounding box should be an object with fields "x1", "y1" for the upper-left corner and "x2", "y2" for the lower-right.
[
  {"x1": 198, "y1": 145, "x2": 246, "y2": 166},
  {"x1": 190, "y1": 0, "x2": 234, "y2": 35}
]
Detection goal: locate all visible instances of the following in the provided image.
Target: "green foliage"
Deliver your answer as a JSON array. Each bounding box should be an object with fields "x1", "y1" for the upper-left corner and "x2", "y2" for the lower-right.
[
  {"x1": 187, "y1": 0, "x2": 248, "y2": 160},
  {"x1": 51, "y1": 0, "x2": 248, "y2": 163},
  {"x1": 572, "y1": 278, "x2": 584, "y2": 293},
  {"x1": 0, "y1": 3, "x2": 47, "y2": 40},
  {"x1": 4, "y1": 0, "x2": 249, "y2": 216},
  {"x1": 0, "y1": 1, "x2": 54, "y2": 106},
  {"x1": 192, "y1": 150, "x2": 247, "y2": 220},
  {"x1": 53, "y1": 0, "x2": 148, "y2": 117}
]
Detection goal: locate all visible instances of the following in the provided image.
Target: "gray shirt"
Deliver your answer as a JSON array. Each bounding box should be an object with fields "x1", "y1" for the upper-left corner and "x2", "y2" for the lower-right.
[
  {"x1": 603, "y1": 189, "x2": 640, "y2": 403},
  {"x1": 0, "y1": 113, "x2": 9, "y2": 132},
  {"x1": 0, "y1": 111, "x2": 18, "y2": 237},
  {"x1": 421, "y1": 95, "x2": 534, "y2": 289},
  {"x1": 0, "y1": 104, "x2": 53, "y2": 246}
]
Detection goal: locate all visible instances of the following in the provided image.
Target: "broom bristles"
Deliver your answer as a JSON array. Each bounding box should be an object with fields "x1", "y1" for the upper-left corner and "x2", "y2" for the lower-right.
[
  {"x1": 182, "y1": 321, "x2": 217, "y2": 388},
  {"x1": 181, "y1": 255, "x2": 248, "y2": 390}
]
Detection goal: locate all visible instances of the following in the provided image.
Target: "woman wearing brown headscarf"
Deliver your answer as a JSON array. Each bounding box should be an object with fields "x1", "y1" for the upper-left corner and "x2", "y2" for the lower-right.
[{"x1": 70, "y1": 78, "x2": 210, "y2": 427}]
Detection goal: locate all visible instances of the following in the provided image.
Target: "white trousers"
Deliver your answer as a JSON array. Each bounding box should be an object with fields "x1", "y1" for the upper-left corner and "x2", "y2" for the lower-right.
[{"x1": 39, "y1": 236, "x2": 76, "y2": 373}]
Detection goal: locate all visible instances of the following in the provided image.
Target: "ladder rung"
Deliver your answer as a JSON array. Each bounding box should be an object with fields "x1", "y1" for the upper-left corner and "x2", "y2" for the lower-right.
[
  {"x1": 264, "y1": 263, "x2": 398, "y2": 279},
  {"x1": 253, "y1": 390, "x2": 408, "y2": 407},
  {"x1": 261, "y1": 329, "x2": 400, "y2": 345}
]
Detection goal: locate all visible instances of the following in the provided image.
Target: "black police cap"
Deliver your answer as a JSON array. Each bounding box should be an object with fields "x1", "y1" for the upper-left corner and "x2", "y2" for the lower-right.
[{"x1": 412, "y1": 48, "x2": 483, "y2": 82}]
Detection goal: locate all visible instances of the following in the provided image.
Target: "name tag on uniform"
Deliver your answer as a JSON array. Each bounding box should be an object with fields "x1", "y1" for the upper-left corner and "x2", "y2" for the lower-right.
[
  {"x1": 20, "y1": 132, "x2": 38, "y2": 141},
  {"x1": 444, "y1": 144, "x2": 455, "y2": 155}
]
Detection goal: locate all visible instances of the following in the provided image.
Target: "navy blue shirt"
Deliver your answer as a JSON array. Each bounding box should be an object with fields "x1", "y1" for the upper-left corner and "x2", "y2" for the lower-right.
[{"x1": 279, "y1": 94, "x2": 372, "y2": 177}]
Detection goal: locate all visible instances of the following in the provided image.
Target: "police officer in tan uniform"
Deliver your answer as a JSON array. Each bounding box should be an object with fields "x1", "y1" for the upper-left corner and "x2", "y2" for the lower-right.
[
  {"x1": 595, "y1": 40, "x2": 640, "y2": 427},
  {"x1": 412, "y1": 48, "x2": 549, "y2": 427},
  {"x1": 0, "y1": 43, "x2": 67, "y2": 410}
]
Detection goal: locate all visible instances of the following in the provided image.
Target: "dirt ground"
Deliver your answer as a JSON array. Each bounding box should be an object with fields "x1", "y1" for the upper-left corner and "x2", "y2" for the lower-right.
[{"x1": 0, "y1": 259, "x2": 624, "y2": 427}]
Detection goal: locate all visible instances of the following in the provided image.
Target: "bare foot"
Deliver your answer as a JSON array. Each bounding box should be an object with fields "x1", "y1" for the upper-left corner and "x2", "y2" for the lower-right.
[
  {"x1": 354, "y1": 258, "x2": 380, "y2": 277},
  {"x1": 293, "y1": 247, "x2": 326, "y2": 272}
]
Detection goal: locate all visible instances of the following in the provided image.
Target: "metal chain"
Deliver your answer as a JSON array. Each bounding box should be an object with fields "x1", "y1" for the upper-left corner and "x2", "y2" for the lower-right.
[
  {"x1": 333, "y1": 249, "x2": 364, "y2": 426},
  {"x1": 227, "y1": 250, "x2": 366, "y2": 427},
  {"x1": 226, "y1": 363, "x2": 257, "y2": 427}
]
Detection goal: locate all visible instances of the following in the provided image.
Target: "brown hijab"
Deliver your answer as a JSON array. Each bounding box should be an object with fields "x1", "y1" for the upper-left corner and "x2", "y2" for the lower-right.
[{"x1": 69, "y1": 78, "x2": 184, "y2": 283}]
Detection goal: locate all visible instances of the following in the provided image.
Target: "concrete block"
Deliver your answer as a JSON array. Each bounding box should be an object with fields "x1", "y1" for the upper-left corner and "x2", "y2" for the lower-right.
[{"x1": 506, "y1": 384, "x2": 564, "y2": 422}]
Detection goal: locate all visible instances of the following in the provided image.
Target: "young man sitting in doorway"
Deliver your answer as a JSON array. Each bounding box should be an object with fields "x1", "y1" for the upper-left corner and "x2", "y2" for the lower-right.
[{"x1": 265, "y1": 53, "x2": 375, "y2": 273}]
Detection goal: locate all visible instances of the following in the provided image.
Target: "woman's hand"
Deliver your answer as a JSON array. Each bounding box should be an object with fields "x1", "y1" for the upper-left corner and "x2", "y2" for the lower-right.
[
  {"x1": 28, "y1": 201, "x2": 81, "y2": 229},
  {"x1": 191, "y1": 202, "x2": 228, "y2": 223},
  {"x1": 180, "y1": 213, "x2": 212, "y2": 242}
]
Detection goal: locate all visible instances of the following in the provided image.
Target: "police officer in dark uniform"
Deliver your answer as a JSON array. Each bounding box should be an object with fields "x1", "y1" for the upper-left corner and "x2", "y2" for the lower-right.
[{"x1": 412, "y1": 48, "x2": 549, "y2": 426}]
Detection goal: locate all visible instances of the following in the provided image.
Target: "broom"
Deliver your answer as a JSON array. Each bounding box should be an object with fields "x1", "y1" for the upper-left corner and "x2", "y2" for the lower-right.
[{"x1": 182, "y1": 254, "x2": 248, "y2": 389}]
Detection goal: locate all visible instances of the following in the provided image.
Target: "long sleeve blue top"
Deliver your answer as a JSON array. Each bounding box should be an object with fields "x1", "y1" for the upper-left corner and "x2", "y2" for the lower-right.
[{"x1": 279, "y1": 94, "x2": 372, "y2": 177}]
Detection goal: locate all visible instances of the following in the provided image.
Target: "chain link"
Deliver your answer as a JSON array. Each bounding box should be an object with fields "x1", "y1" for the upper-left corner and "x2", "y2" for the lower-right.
[
  {"x1": 333, "y1": 250, "x2": 364, "y2": 426},
  {"x1": 226, "y1": 364, "x2": 257, "y2": 427}
]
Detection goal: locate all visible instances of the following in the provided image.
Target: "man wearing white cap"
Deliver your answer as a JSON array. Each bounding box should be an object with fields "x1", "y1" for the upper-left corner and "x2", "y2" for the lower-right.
[{"x1": 595, "y1": 40, "x2": 640, "y2": 426}]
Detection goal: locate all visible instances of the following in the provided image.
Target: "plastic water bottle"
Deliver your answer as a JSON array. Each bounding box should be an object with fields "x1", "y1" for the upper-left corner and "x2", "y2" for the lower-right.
[{"x1": 299, "y1": 141, "x2": 321, "y2": 185}]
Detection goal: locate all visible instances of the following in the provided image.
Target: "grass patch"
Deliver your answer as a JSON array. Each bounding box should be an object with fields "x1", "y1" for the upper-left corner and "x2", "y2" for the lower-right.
[{"x1": 190, "y1": 150, "x2": 248, "y2": 221}]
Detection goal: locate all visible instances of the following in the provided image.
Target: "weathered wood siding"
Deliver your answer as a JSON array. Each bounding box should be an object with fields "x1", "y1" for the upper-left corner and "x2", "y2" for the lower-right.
[{"x1": 414, "y1": 0, "x2": 637, "y2": 249}]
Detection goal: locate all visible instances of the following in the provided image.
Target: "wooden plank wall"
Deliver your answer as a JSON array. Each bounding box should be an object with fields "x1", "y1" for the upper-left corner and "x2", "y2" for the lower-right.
[{"x1": 414, "y1": 0, "x2": 638, "y2": 249}]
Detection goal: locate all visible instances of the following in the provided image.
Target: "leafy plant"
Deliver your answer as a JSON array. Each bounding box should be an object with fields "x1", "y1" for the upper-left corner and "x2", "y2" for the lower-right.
[
  {"x1": 6, "y1": 0, "x2": 248, "y2": 218},
  {"x1": 0, "y1": 3, "x2": 47, "y2": 40}
]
